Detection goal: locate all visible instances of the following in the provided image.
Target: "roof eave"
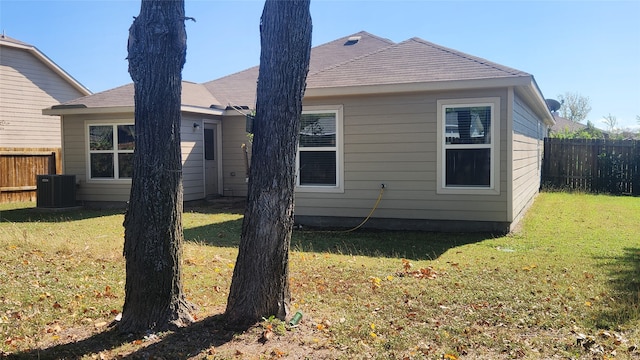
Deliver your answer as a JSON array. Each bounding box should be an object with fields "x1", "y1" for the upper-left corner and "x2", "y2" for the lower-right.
[
  {"x1": 43, "y1": 106, "x2": 134, "y2": 116},
  {"x1": 305, "y1": 76, "x2": 533, "y2": 98},
  {"x1": 43, "y1": 105, "x2": 224, "y2": 116},
  {"x1": 305, "y1": 75, "x2": 555, "y2": 127},
  {"x1": 181, "y1": 105, "x2": 225, "y2": 116},
  {"x1": 515, "y1": 78, "x2": 555, "y2": 127}
]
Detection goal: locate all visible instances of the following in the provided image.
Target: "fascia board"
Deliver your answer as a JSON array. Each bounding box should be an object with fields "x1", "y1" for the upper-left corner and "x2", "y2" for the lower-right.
[
  {"x1": 44, "y1": 105, "x2": 224, "y2": 117},
  {"x1": 305, "y1": 76, "x2": 532, "y2": 98},
  {"x1": 181, "y1": 105, "x2": 225, "y2": 116},
  {"x1": 515, "y1": 79, "x2": 555, "y2": 127},
  {"x1": 43, "y1": 106, "x2": 134, "y2": 116}
]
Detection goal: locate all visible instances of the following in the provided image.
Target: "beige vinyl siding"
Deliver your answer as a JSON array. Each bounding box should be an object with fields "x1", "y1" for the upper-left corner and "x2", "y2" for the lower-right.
[
  {"x1": 182, "y1": 114, "x2": 211, "y2": 202},
  {"x1": 295, "y1": 89, "x2": 509, "y2": 223},
  {"x1": 61, "y1": 114, "x2": 133, "y2": 203},
  {"x1": 0, "y1": 46, "x2": 84, "y2": 147},
  {"x1": 221, "y1": 114, "x2": 251, "y2": 196},
  {"x1": 61, "y1": 112, "x2": 216, "y2": 203},
  {"x1": 511, "y1": 94, "x2": 544, "y2": 225}
]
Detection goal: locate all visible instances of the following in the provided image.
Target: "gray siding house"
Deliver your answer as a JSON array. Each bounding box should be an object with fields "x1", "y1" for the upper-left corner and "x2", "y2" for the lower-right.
[{"x1": 44, "y1": 32, "x2": 554, "y2": 233}]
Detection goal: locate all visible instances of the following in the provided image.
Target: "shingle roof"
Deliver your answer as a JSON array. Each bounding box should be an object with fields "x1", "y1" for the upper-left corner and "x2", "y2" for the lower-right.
[
  {"x1": 307, "y1": 37, "x2": 530, "y2": 89},
  {"x1": 57, "y1": 81, "x2": 221, "y2": 109},
  {"x1": 49, "y1": 31, "x2": 537, "y2": 113},
  {"x1": 550, "y1": 114, "x2": 587, "y2": 133},
  {"x1": 60, "y1": 83, "x2": 135, "y2": 108},
  {"x1": 204, "y1": 31, "x2": 395, "y2": 108}
]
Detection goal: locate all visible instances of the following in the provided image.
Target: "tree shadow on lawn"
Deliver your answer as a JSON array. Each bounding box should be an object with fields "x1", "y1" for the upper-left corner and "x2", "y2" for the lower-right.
[
  {"x1": 292, "y1": 229, "x2": 493, "y2": 261},
  {"x1": 186, "y1": 215, "x2": 493, "y2": 261},
  {"x1": 592, "y1": 247, "x2": 640, "y2": 329},
  {"x1": 3, "y1": 203, "x2": 493, "y2": 262},
  {"x1": 0, "y1": 206, "x2": 124, "y2": 223},
  {"x1": 0, "y1": 201, "x2": 242, "y2": 224},
  {"x1": 7, "y1": 314, "x2": 236, "y2": 360}
]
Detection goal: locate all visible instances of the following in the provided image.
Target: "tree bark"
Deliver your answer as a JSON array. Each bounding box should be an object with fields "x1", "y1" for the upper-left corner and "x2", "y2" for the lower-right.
[
  {"x1": 119, "y1": 0, "x2": 193, "y2": 333},
  {"x1": 225, "y1": 0, "x2": 312, "y2": 329}
]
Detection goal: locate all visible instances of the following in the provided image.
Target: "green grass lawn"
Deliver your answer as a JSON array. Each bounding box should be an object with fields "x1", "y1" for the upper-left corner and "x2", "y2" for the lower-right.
[{"x1": 0, "y1": 192, "x2": 638, "y2": 359}]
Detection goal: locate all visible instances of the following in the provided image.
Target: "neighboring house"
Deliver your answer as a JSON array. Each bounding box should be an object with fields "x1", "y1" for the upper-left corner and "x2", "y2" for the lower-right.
[
  {"x1": 548, "y1": 114, "x2": 611, "y2": 139},
  {"x1": 549, "y1": 114, "x2": 587, "y2": 135},
  {"x1": 44, "y1": 31, "x2": 554, "y2": 233},
  {"x1": 0, "y1": 35, "x2": 91, "y2": 202}
]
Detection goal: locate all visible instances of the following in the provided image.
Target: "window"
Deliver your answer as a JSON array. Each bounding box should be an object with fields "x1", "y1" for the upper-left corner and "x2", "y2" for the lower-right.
[
  {"x1": 296, "y1": 106, "x2": 343, "y2": 192},
  {"x1": 87, "y1": 123, "x2": 135, "y2": 180},
  {"x1": 437, "y1": 98, "x2": 500, "y2": 195},
  {"x1": 204, "y1": 128, "x2": 215, "y2": 160}
]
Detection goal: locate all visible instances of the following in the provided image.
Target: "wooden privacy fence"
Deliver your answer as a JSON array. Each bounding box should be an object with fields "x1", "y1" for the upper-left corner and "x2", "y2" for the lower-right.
[
  {"x1": 542, "y1": 138, "x2": 639, "y2": 195},
  {"x1": 0, "y1": 147, "x2": 61, "y2": 203}
]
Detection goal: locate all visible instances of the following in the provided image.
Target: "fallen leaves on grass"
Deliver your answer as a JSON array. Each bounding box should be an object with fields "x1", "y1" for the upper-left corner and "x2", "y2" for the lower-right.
[
  {"x1": 369, "y1": 276, "x2": 381, "y2": 290},
  {"x1": 396, "y1": 265, "x2": 439, "y2": 280},
  {"x1": 521, "y1": 264, "x2": 537, "y2": 271},
  {"x1": 402, "y1": 258, "x2": 412, "y2": 271},
  {"x1": 259, "y1": 327, "x2": 274, "y2": 343},
  {"x1": 94, "y1": 285, "x2": 117, "y2": 299},
  {"x1": 572, "y1": 329, "x2": 639, "y2": 358},
  {"x1": 394, "y1": 259, "x2": 441, "y2": 279}
]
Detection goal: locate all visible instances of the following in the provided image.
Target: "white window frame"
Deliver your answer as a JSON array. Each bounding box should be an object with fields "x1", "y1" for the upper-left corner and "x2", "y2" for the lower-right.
[
  {"x1": 436, "y1": 98, "x2": 500, "y2": 195},
  {"x1": 85, "y1": 120, "x2": 134, "y2": 182},
  {"x1": 295, "y1": 105, "x2": 344, "y2": 193}
]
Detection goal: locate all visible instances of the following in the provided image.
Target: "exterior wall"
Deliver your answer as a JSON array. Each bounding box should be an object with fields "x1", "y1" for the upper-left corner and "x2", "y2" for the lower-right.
[
  {"x1": 182, "y1": 113, "x2": 221, "y2": 201},
  {"x1": 293, "y1": 88, "x2": 511, "y2": 232},
  {"x1": 62, "y1": 113, "x2": 133, "y2": 204},
  {"x1": 511, "y1": 93, "x2": 545, "y2": 228},
  {"x1": 0, "y1": 46, "x2": 84, "y2": 147},
  {"x1": 61, "y1": 112, "x2": 216, "y2": 205},
  {"x1": 221, "y1": 114, "x2": 252, "y2": 197},
  {"x1": 56, "y1": 86, "x2": 543, "y2": 232}
]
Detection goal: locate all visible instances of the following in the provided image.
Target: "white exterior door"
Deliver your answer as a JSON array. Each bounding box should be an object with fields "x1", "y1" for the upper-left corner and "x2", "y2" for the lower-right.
[{"x1": 204, "y1": 122, "x2": 221, "y2": 197}]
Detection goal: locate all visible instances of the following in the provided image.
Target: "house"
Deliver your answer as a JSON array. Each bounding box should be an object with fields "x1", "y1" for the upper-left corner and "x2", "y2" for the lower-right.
[
  {"x1": 549, "y1": 114, "x2": 587, "y2": 134},
  {"x1": 44, "y1": 31, "x2": 554, "y2": 233},
  {"x1": 0, "y1": 34, "x2": 91, "y2": 202}
]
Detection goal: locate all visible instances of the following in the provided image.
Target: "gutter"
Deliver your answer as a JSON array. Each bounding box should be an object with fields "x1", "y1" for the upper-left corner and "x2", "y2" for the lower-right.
[
  {"x1": 305, "y1": 76, "x2": 533, "y2": 98},
  {"x1": 43, "y1": 105, "x2": 225, "y2": 117}
]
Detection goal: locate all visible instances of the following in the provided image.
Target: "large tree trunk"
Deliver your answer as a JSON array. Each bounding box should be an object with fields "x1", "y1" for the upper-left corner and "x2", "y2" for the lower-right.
[
  {"x1": 225, "y1": 0, "x2": 312, "y2": 328},
  {"x1": 119, "y1": 0, "x2": 193, "y2": 333}
]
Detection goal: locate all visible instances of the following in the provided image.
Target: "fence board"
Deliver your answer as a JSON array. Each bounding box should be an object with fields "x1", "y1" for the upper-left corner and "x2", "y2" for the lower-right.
[
  {"x1": 542, "y1": 138, "x2": 639, "y2": 195},
  {"x1": 0, "y1": 147, "x2": 61, "y2": 203}
]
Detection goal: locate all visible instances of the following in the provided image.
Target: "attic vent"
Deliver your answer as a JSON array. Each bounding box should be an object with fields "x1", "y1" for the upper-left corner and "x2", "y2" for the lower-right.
[{"x1": 344, "y1": 36, "x2": 361, "y2": 46}]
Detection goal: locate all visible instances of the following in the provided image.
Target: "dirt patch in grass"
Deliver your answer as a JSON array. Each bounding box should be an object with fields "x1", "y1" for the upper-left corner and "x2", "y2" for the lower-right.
[{"x1": 9, "y1": 311, "x2": 343, "y2": 359}]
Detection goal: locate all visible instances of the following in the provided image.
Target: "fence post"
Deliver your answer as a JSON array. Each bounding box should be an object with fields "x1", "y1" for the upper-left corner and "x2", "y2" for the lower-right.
[{"x1": 48, "y1": 151, "x2": 56, "y2": 174}]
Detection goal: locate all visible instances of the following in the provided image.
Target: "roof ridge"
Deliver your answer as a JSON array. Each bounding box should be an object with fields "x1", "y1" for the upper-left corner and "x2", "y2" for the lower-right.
[
  {"x1": 312, "y1": 30, "x2": 394, "y2": 48},
  {"x1": 203, "y1": 31, "x2": 395, "y2": 86},
  {"x1": 408, "y1": 37, "x2": 528, "y2": 76}
]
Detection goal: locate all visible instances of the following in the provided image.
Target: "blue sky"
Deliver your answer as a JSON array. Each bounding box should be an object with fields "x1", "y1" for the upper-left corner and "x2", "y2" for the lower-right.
[{"x1": 2, "y1": 0, "x2": 639, "y2": 129}]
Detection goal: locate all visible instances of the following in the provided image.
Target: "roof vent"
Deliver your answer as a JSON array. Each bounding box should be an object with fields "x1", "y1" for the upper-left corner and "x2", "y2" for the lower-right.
[{"x1": 344, "y1": 36, "x2": 361, "y2": 46}]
